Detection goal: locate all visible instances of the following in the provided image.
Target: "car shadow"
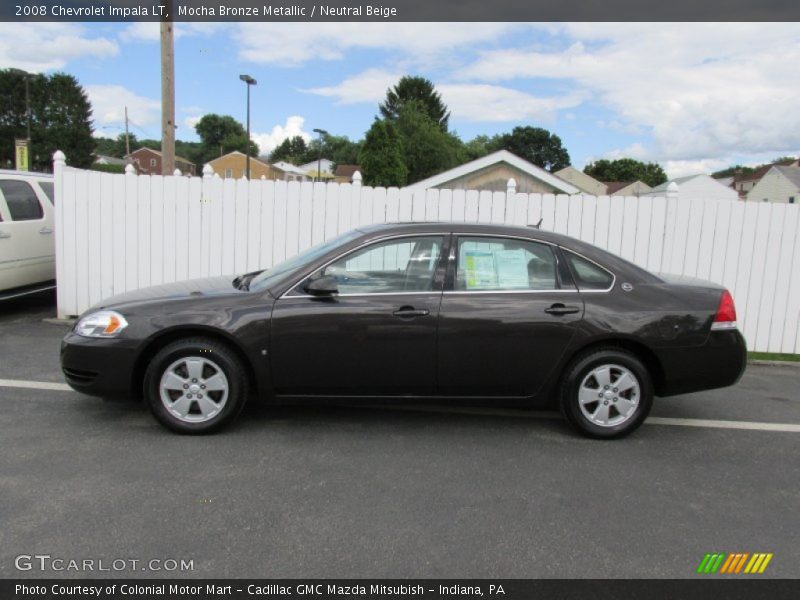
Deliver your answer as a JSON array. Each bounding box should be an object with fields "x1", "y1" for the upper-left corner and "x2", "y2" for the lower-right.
[
  {"x1": 86, "y1": 393, "x2": 576, "y2": 438},
  {"x1": 0, "y1": 288, "x2": 57, "y2": 322}
]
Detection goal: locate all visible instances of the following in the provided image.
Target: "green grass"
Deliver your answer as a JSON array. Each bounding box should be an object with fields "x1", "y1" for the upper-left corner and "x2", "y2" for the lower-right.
[{"x1": 748, "y1": 352, "x2": 800, "y2": 363}]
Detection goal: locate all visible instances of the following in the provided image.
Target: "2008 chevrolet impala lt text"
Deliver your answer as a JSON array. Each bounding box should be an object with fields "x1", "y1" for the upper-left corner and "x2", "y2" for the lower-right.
[{"x1": 60, "y1": 223, "x2": 746, "y2": 438}]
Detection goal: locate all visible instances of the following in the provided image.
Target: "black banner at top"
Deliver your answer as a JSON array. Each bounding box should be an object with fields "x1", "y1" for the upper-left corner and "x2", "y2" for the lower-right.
[{"x1": 2, "y1": 0, "x2": 800, "y2": 22}]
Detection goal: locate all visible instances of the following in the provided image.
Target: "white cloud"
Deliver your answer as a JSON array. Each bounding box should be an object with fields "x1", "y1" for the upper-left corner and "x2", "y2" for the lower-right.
[
  {"x1": 251, "y1": 116, "x2": 311, "y2": 156},
  {"x1": 305, "y1": 69, "x2": 401, "y2": 105},
  {"x1": 86, "y1": 85, "x2": 160, "y2": 134},
  {"x1": 663, "y1": 158, "x2": 733, "y2": 179},
  {"x1": 459, "y1": 23, "x2": 800, "y2": 164},
  {"x1": 120, "y1": 22, "x2": 226, "y2": 43},
  {"x1": 0, "y1": 23, "x2": 117, "y2": 71},
  {"x1": 236, "y1": 23, "x2": 517, "y2": 66},
  {"x1": 306, "y1": 69, "x2": 585, "y2": 123},
  {"x1": 184, "y1": 115, "x2": 203, "y2": 131},
  {"x1": 438, "y1": 84, "x2": 585, "y2": 122}
]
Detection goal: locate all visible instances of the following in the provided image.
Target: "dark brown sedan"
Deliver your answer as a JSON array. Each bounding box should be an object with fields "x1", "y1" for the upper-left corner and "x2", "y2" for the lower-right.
[{"x1": 61, "y1": 223, "x2": 746, "y2": 437}]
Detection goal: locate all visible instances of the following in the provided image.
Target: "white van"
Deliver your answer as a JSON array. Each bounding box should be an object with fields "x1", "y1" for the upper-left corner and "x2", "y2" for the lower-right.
[{"x1": 0, "y1": 170, "x2": 56, "y2": 300}]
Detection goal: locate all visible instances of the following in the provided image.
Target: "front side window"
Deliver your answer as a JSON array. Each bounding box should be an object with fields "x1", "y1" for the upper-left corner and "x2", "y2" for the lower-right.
[
  {"x1": 0, "y1": 180, "x2": 43, "y2": 221},
  {"x1": 319, "y1": 236, "x2": 444, "y2": 295},
  {"x1": 563, "y1": 251, "x2": 614, "y2": 291},
  {"x1": 455, "y1": 236, "x2": 559, "y2": 291}
]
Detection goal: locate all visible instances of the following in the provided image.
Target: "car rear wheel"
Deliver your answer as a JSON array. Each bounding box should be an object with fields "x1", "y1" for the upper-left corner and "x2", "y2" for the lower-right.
[
  {"x1": 144, "y1": 338, "x2": 248, "y2": 434},
  {"x1": 560, "y1": 348, "x2": 653, "y2": 439}
]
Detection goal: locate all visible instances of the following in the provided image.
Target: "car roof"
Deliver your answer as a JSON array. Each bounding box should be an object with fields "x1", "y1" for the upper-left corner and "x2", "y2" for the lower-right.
[
  {"x1": 357, "y1": 221, "x2": 574, "y2": 246},
  {"x1": 0, "y1": 169, "x2": 53, "y2": 180}
]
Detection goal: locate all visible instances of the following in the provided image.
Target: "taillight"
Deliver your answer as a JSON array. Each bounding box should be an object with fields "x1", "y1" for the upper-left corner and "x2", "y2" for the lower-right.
[{"x1": 711, "y1": 289, "x2": 737, "y2": 330}]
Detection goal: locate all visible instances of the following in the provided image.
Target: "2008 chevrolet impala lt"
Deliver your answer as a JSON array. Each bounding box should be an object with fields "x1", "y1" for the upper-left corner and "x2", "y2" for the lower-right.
[{"x1": 60, "y1": 223, "x2": 746, "y2": 438}]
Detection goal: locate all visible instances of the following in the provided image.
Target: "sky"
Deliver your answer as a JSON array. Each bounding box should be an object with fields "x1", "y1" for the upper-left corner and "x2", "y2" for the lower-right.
[{"x1": 1, "y1": 21, "x2": 798, "y2": 177}]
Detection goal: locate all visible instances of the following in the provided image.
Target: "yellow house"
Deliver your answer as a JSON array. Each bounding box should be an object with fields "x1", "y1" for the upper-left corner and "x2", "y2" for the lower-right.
[{"x1": 208, "y1": 151, "x2": 283, "y2": 180}]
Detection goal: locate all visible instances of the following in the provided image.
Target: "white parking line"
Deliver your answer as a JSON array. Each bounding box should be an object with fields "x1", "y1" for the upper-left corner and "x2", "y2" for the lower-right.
[
  {"x1": 1, "y1": 379, "x2": 799, "y2": 433},
  {"x1": 0, "y1": 378, "x2": 72, "y2": 392}
]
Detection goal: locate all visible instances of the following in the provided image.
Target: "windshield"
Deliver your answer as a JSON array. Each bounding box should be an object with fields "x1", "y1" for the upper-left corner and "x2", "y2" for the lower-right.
[{"x1": 248, "y1": 229, "x2": 363, "y2": 293}]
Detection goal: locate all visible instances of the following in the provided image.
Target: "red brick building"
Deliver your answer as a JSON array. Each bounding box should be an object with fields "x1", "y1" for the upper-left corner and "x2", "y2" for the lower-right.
[{"x1": 126, "y1": 147, "x2": 196, "y2": 176}]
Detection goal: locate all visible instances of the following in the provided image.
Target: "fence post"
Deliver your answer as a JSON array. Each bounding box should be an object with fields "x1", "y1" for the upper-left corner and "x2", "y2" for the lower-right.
[
  {"x1": 53, "y1": 151, "x2": 67, "y2": 318},
  {"x1": 661, "y1": 182, "x2": 680, "y2": 272},
  {"x1": 202, "y1": 163, "x2": 213, "y2": 180},
  {"x1": 125, "y1": 163, "x2": 135, "y2": 175},
  {"x1": 352, "y1": 171, "x2": 362, "y2": 187},
  {"x1": 173, "y1": 168, "x2": 181, "y2": 176},
  {"x1": 506, "y1": 178, "x2": 517, "y2": 222}
]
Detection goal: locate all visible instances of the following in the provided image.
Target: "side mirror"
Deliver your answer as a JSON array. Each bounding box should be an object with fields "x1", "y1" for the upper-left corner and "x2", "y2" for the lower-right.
[{"x1": 304, "y1": 275, "x2": 339, "y2": 297}]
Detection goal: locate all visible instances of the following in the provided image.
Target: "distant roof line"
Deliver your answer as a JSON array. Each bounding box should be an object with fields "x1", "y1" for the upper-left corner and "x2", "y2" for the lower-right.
[{"x1": 404, "y1": 150, "x2": 579, "y2": 194}]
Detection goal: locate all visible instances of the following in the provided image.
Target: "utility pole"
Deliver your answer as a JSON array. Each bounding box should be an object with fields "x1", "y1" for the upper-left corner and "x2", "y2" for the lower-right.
[
  {"x1": 24, "y1": 74, "x2": 31, "y2": 167},
  {"x1": 160, "y1": 2, "x2": 176, "y2": 175},
  {"x1": 10, "y1": 68, "x2": 32, "y2": 170},
  {"x1": 124, "y1": 106, "x2": 130, "y2": 157}
]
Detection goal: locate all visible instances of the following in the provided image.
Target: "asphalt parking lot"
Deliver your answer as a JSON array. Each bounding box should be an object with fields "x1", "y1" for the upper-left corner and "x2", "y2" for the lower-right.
[{"x1": 1, "y1": 293, "x2": 798, "y2": 579}]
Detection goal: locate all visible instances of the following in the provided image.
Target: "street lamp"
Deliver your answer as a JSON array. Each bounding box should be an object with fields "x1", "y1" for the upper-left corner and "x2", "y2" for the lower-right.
[
  {"x1": 313, "y1": 128, "x2": 328, "y2": 182},
  {"x1": 9, "y1": 68, "x2": 32, "y2": 170},
  {"x1": 239, "y1": 74, "x2": 257, "y2": 179}
]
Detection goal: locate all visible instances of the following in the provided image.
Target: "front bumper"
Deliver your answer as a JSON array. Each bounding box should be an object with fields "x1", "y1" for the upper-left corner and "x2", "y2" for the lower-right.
[{"x1": 60, "y1": 332, "x2": 141, "y2": 399}]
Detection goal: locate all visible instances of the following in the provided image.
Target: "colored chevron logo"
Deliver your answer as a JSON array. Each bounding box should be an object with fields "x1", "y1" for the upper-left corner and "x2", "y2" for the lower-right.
[{"x1": 697, "y1": 552, "x2": 773, "y2": 574}]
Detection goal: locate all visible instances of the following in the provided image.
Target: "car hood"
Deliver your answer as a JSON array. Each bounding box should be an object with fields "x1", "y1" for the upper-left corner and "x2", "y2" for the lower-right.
[{"x1": 93, "y1": 276, "x2": 244, "y2": 310}]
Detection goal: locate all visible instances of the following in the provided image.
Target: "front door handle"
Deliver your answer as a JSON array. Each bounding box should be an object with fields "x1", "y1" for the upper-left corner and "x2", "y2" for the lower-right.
[
  {"x1": 545, "y1": 303, "x2": 581, "y2": 316},
  {"x1": 0, "y1": 231, "x2": 10, "y2": 239},
  {"x1": 39, "y1": 227, "x2": 53, "y2": 235},
  {"x1": 392, "y1": 306, "x2": 430, "y2": 318}
]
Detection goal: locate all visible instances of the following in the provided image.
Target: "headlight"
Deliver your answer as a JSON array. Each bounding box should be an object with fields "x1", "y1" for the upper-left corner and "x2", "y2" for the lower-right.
[{"x1": 74, "y1": 310, "x2": 129, "y2": 338}]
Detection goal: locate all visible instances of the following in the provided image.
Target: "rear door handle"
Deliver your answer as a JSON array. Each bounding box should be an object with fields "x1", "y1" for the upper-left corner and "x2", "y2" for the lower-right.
[
  {"x1": 0, "y1": 231, "x2": 10, "y2": 239},
  {"x1": 39, "y1": 227, "x2": 53, "y2": 235},
  {"x1": 392, "y1": 306, "x2": 430, "y2": 318},
  {"x1": 545, "y1": 303, "x2": 581, "y2": 316}
]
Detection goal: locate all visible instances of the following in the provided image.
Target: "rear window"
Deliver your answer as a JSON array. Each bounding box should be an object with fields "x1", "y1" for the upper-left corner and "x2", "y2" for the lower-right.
[
  {"x1": 564, "y1": 251, "x2": 614, "y2": 291},
  {"x1": 37, "y1": 181, "x2": 55, "y2": 204},
  {"x1": 0, "y1": 180, "x2": 44, "y2": 221}
]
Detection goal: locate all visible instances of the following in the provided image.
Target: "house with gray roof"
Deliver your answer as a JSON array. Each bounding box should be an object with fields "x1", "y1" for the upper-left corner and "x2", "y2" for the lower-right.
[{"x1": 746, "y1": 165, "x2": 800, "y2": 204}]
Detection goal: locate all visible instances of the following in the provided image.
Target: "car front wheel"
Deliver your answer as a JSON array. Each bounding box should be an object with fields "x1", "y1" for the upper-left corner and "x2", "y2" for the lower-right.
[
  {"x1": 560, "y1": 349, "x2": 653, "y2": 439},
  {"x1": 144, "y1": 338, "x2": 248, "y2": 434}
]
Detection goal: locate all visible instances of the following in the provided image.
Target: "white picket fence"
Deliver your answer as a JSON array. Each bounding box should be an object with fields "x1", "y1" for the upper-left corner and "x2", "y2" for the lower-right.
[{"x1": 53, "y1": 152, "x2": 800, "y2": 353}]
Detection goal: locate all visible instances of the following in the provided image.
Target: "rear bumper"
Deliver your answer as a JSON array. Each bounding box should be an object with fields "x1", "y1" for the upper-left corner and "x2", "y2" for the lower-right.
[
  {"x1": 60, "y1": 332, "x2": 140, "y2": 399},
  {"x1": 655, "y1": 329, "x2": 747, "y2": 397}
]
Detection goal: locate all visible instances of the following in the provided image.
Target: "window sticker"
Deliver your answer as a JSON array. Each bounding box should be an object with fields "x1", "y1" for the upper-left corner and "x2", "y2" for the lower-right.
[
  {"x1": 464, "y1": 251, "x2": 497, "y2": 289},
  {"x1": 495, "y1": 249, "x2": 530, "y2": 289}
]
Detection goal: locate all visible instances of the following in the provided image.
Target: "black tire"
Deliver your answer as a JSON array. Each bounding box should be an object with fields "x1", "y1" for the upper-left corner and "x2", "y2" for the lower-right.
[
  {"x1": 559, "y1": 348, "x2": 653, "y2": 439},
  {"x1": 143, "y1": 337, "x2": 248, "y2": 434}
]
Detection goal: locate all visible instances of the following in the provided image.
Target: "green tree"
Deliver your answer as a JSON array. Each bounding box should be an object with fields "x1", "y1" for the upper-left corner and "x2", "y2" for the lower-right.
[
  {"x1": 93, "y1": 133, "x2": 137, "y2": 158},
  {"x1": 304, "y1": 134, "x2": 362, "y2": 169},
  {"x1": 583, "y1": 158, "x2": 667, "y2": 187},
  {"x1": 0, "y1": 70, "x2": 93, "y2": 170},
  {"x1": 194, "y1": 114, "x2": 257, "y2": 164},
  {"x1": 358, "y1": 119, "x2": 407, "y2": 187},
  {"x1": 268, "y1": 135, "x2": 309, "y2": 164},
  {"x1": 487, "y1": 126, "x2": 570, "y2": 171},
  {"x1": 463, "y1": 135, "x2": 493, "y2": 161},
  {"x1": 380, "y1": 76, "x2": 450, "y2": 131},
  {"x1": 395, "y1": 102, "x2": 463, "y2": 183}
]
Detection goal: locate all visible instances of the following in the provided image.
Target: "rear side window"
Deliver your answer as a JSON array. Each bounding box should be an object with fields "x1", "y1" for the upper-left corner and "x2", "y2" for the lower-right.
[
  {"x1": 38, "y1": 181, "x2": 55, "y2": 204},
  {"x1": 0, "y1": 180, "x2": 44, "y2": 221},
  {"x1": 456, "y1": 236, "x2": 559, "y2": 291},
  {"x1": 564, "y1": 251, "x2": 614, "y2": 291}
]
